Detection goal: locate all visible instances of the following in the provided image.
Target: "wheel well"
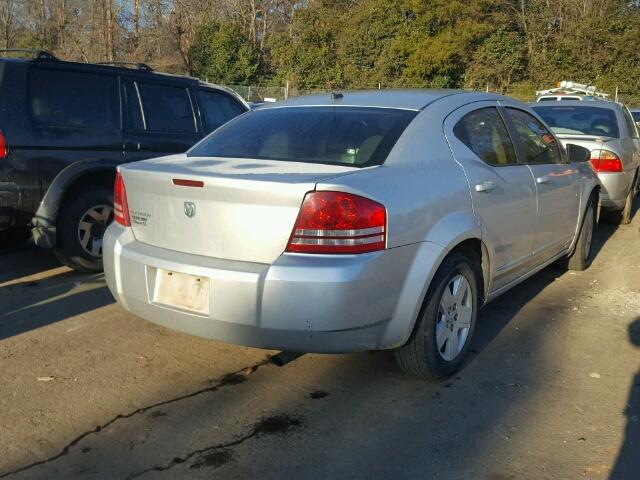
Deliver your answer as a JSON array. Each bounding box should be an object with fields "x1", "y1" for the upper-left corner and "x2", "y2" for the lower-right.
[
  {"x1": 56, "y1": 169, "x2": 116, "y2": 226},
  {"x1": 448, "y1": 238, "x2": 489, "y2": 305}
]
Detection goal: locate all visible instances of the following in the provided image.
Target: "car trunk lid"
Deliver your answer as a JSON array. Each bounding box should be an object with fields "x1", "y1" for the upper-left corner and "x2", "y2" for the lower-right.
[
  {"x1": 119, "y1": 155, "x2": 358, "y2": 264},
  {"x1": 554, "y1": 134, "x2": 615, "y2": 149}
]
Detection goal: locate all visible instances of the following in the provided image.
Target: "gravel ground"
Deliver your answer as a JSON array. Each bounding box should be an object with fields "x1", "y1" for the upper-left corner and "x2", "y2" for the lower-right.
[{"x1": 0, "y1": 208, "x2": 638, "y2": 480}]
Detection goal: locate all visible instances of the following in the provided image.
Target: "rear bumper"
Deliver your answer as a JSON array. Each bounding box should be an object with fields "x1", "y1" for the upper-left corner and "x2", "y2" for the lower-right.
[
  {"x1": 598, "y1": 171, "x2": 634, "y2": 209},
  {"x1": 103, "y1": 223, "x2": 444, "y2": 353}
]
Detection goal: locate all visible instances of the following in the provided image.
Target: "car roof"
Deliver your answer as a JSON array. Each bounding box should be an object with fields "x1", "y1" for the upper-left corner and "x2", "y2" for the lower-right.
[
  {"x1": 0, "y1": 55, "x2": 201, "y2": 83},
  {"x1": 0, "y1": 55, "x2": 246, "y2": 103},
  {"x1": 259, "y1": 89, "x2": 506, "y2": 111},
  {"x1": 529, "y1": 99, "x2": 619, "y2": 110}
]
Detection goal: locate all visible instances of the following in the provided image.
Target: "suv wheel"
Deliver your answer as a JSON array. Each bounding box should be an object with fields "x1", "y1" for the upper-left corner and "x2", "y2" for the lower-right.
[
  {"x1": 54, "y1": 187, "x2": 113, "y2": 272},
  {"x1": 394, "y1": 252, "x2": 479, "y2": 380}
]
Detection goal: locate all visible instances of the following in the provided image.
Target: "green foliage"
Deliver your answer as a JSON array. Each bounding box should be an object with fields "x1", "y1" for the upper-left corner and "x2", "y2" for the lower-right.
[
  {"x1": 466, "y1": 29, "x2": 527, "y2": 91},
  {"x1": 188, "y1": 0, "x2": 640, "y2": 97},
  {"x1": 188, "y1": 20, "x2": 262, "y2": 84},
  {"x1": 268, "y1": 2, "x2": 348, "y2": 89}
]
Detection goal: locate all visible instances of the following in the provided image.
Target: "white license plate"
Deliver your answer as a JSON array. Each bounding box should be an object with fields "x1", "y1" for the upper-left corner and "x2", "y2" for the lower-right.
[{"x1": 153, "y1": 269, "x2": 210, "y2": 315}]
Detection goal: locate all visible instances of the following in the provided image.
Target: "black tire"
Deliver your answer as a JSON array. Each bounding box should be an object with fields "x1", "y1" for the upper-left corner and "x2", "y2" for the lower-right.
[
  {"x1": 562, "y1": 197, "x2": 596, "y2": 271},
  {"x1": 53, "y1": 187, "x2": 113, "y2": 272},
  {"x1": 394, "y1": 252, "x2": 480, "y2": 381},
  {"x1": 604, "y1": 172, "x2": 637, "y2": 225},
  {"x1": 618, "y1": 186, "x2": 634, "y2": 225}
]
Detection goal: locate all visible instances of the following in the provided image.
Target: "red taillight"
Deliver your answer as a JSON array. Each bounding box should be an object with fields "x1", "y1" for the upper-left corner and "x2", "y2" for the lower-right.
[
  {"x1": 114, "y1": 171, "x2": 131, "y2": 226},
  {"x1": 590, "y1": 150, "x2": 623, "y2": 172},
  {"x1": 286, "y1": 191, "x2": 386, "y2": 254},
  {"x1": 0, "y1": 130, "x2": 7, "y2": 158}
]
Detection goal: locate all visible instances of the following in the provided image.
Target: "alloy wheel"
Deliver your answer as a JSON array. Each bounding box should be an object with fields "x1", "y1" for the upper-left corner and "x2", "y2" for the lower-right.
[
  {"x1": 77, "y1": 204, "x2": 113, "y2": 257},
  {"x1": 436, "y1": 274, "x2": 473, "y2": 361}
]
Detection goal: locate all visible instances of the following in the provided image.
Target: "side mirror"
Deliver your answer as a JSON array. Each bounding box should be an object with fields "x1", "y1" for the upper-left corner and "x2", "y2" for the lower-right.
[{"x1": 566, "y1": 144, "x2": 590, "y2": 163}]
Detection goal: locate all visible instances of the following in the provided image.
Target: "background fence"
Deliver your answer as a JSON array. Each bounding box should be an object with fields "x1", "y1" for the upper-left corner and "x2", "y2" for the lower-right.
[{"x1": 221, "y1": 83, "x2": 640, "y2": 106}]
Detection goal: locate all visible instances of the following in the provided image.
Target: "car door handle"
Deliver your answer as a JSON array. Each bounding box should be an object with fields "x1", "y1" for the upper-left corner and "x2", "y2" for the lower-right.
[
  {"x1": 536, "y1": 176, "x2": 551, "y2": 185},
  {"x1": 475, "y1": 181, "x2": 496, "y2": 193},
  {"x1": 136, "y1": 142, "x2": 152, "y2": 151}
]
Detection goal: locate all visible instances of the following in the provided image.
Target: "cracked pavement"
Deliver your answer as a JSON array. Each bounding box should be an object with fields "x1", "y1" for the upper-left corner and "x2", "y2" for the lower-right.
[{"x1": 1, "y1": 208, "x2": 639, "y2": 479}]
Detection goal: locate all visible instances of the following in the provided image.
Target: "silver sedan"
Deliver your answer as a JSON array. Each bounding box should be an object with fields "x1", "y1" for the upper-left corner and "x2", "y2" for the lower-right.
[
  {"x1": 104, "y1": 90, "x2": 599, "y2": 380},
  {"x1": 532, "y1": 100, "x2": 640, "y2": 224}
]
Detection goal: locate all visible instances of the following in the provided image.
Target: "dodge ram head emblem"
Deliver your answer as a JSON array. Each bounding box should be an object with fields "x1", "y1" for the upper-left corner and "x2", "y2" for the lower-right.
[{"x1": 184, "y1": 201, "x2": 196, "y2": 218}]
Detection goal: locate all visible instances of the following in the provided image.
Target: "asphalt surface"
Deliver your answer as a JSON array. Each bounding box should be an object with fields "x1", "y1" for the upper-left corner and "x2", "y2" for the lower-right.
[{"x1": 0, "y1": 210, "x2": 638, "y2": 479}]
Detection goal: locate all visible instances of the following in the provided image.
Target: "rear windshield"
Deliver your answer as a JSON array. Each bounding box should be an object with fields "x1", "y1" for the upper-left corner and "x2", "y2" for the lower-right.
[
  {"x1": 532, "y1": 105, "x2": 620, "y2": 138},
  {"x1": 187, "y1": 106, "x2": 417, "y2": 167}
]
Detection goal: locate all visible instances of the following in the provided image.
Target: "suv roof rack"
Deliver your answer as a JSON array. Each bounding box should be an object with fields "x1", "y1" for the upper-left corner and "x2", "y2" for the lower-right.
[
  {"x1": 95, "y1": 61, "x2": 153, "y2": 72},
  {"x1": 0, "y1": 49, "x2": 58, "y2": 61},
  {"x1": 536, "y1": 80, "x2": 609, "y2": 100}
]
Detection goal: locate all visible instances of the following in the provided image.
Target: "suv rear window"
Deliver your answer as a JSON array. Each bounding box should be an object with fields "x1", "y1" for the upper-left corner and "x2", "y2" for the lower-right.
[
  {"x1": 532, "y1": 105, "x2": 620, "y2": 138},
  {"x1": 30, "y1": 68, "x2": 118, "y2": 129},
  {"x1": 188, "y1": 106, "x2": 417, "y2": 167}
]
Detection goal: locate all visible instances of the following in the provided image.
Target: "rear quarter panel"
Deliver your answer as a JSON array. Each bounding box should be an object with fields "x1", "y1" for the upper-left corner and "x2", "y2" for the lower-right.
[
  {"x1": 316, "y1": 105, "x2": 478, "y2": 249},
  {"x1": 316, "y1": 102, "x2": 480, "y2": 347}
]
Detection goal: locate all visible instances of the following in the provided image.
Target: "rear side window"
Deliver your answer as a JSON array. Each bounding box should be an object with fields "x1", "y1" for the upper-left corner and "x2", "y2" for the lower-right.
[
  {"x1": 29, "y1": 69, "x2": 118, "y2": 129},
  {"x1": 453, "y1": 108, "x2": 518, "y2": 166},
  {"x1": 138, "y1": 83, "x2": 196, "y2": 133},
  {"x1": 532, "y1": 105, "x2": 620, "y2": 138},
  {"x1": 188, "y1": 107, "x2": 417, "y2": 167},
  {"x1": 506, "y1": 108, "x2": 563, "y2": 164},
  {"x1": 196, "y1": 89, "x2": 246, "y2": 133},
  {"x1": 622, "y1": 108, "x2": 639, "y2": 138},
  {"x1": 123, "y1": 81, "x2": 144, "y2": 130},
  {"x1": 632, "y1": 111, "x2": 640, "y2": 122}
]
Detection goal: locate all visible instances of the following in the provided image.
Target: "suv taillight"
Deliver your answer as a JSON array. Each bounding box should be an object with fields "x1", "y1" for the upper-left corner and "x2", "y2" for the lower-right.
[
  {"x1": 0, "y1": 130, "x2": 7, "y2": 158},
  {"x1": 286, "y1": 191, "x2": 386, "y2": 254},
  {"x1": 590, "y1": 150, "x2": 623, "y2": 172},
  {"x1": 114, "y1": 171, "x2": 131, "y2": 226}
]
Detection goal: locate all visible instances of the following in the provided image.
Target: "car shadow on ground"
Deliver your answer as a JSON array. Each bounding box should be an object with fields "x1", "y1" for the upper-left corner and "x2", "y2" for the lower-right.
[
  {"x1": 467, "y1": 215, "x2": 615, "y2": 370},
  {"x1": 0, "y1": 244, "x2": 61, "y2": 285},
  {"x1": 609, "y1": 317, "x2": 640, "y2": 479},
  {"x1": 0, "y1": 246, "x2": 114, "y2": 341}
]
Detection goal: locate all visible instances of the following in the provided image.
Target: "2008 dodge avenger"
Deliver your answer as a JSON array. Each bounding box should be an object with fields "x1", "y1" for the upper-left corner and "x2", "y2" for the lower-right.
[{"x1": 104, "y1": 90, "x2": 599, "y2": 379}]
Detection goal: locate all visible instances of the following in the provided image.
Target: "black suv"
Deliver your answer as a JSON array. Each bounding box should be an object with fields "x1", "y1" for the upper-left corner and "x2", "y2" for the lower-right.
[{"x1": 0, "y1": 51, "x2": 248, "y2": 271}]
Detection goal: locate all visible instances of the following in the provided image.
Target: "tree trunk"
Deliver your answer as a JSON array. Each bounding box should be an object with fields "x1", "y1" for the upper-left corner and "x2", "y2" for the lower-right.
[
  {"x1": 133, "y1": 0, "x2": 140, "y2": 52},
  {"x1": 105, "y1": 0, "x2": 114, "y2": 61}
]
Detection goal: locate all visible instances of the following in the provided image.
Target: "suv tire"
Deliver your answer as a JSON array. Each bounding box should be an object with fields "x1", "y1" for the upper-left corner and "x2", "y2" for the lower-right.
[
  {"x1": 395, "y1": 252, "x2": 479, "y2": 381},
  {"x1": 54, "y1": 187, "x2": 113, "y2": 272}
]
